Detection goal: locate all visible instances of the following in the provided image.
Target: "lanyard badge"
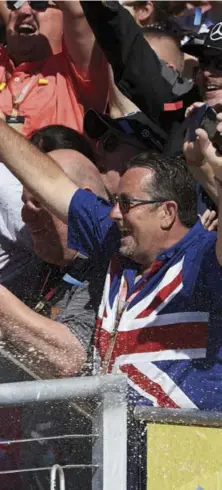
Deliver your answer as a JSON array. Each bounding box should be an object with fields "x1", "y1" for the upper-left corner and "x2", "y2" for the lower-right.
[{"x1": 6, "y1": 114, "x2": 25, "y2": 133}]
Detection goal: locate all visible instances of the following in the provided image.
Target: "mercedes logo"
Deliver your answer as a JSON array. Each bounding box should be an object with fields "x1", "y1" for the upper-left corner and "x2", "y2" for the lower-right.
[
  {"x1": 141, "y1": 129, "x2": 150, "y2": 138},
  {"x1": 210, "y1": 22, "x2": 222, "y2": 42}
]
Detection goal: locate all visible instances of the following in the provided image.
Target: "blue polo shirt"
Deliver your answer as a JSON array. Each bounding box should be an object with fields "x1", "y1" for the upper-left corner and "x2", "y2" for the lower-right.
[
  {"x1": 68, "y1": 189, "x2": 222, "y2": 490},
  {"x1": 68, "y1": 189, "x2": 118, "y2": 262},
  {"x1": 68, "y1": 189, "x2": 222, "y2": 410}
]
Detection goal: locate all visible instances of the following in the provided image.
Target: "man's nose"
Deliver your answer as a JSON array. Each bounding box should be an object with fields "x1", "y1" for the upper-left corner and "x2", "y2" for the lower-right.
[
  {"x1": 109, "y1": 201, "x2": 123, "y2": 221},
  {"x1": 17, "y1": 1, "x2": 33, "y2": 14},
  {"x1": 202, "y1": 66, "x2": 210, "y2": 76},
  {"x1": 202, "y1": 64, "x2": 216, "y2": 77}
]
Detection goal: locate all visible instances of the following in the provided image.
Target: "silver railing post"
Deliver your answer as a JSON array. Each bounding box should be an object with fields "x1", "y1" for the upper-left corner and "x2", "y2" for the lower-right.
[
  {"x1": 92, "y1": 375, "x2": 128, "y2": 490},
  {"x1": 0, "y1": 375, "x2": 128, "y2": 490}
]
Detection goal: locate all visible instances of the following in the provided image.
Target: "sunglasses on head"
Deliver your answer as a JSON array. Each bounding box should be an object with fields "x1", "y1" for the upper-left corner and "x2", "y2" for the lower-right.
[
  {"x1": 98, "y1": 131, "x2": 145, "y2": 154},
  {"x1": 111, "y1": 194, "x2": 167, "y2": 214},
  {"x1": 6, "y1": 1, "x2": 48, "y2": 11}
]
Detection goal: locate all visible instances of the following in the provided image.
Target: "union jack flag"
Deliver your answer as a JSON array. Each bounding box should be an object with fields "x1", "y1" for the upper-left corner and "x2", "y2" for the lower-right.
[{"x1": 94, "y1": 225, "x2": 222, "y2": 411}]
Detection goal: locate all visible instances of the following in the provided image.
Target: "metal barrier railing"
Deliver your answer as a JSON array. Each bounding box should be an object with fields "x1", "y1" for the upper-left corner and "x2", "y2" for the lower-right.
[
  {"x1": 134, "y1": 406, "x2": 222, "y2": 427},
  {"x1": 1, "y1": 376, "x2": 222, "y2": 490},
  {"x1": 0, "y1": 375, "x2": 128, "y2": 490}
]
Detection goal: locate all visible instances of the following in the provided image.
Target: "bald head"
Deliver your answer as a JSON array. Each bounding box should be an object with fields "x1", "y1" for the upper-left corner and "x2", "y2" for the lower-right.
[{"x1": 48, "y1": 149, "x2": 107, "y2": 200}]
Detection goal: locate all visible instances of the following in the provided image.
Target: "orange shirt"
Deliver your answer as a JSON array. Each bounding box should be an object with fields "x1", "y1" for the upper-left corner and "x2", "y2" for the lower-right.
[{"x1": 0, "y1": 43, "x2": 108, "y2": 137}]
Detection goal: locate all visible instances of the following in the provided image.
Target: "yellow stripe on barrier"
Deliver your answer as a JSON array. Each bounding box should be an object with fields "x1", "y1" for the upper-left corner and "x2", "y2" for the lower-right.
[{"x1": 146, "y1": 423, "x2": 222, "y2": 489}]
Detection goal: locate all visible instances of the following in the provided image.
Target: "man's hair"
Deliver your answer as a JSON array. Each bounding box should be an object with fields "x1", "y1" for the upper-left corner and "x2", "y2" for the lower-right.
[
  {"x1": 124, "y1": 151, "x2": 198, "y2": 228},
  {"x1": 167, "y1": 1, "x2": 187, "y2": 15},
  {"x1": 29, "y1": 125, "x2": 95, "y2": 163},
  {"x1": 142, "y1": 26, "x2": 181, "y2": 50},
  {"x1": 142, "y1": 26, "x2": 184, "y2": 72}
]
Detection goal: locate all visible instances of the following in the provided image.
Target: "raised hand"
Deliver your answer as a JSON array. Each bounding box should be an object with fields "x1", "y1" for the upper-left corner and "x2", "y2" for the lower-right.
[{"x1": 200, "y1": 209, "x2": 218, "y2": 232}]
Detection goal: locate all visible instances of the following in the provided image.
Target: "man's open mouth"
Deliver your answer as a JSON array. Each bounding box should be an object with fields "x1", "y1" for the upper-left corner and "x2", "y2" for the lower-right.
[
  {"x1": 206, "y1": 84, "x2": 221, "y2": 92},
  {"x1": 120, "y1": 229, "x2": 131, "y2": 238},
  {"x1": 16, "y1": 23, "x2": 37, "y2": 35}
]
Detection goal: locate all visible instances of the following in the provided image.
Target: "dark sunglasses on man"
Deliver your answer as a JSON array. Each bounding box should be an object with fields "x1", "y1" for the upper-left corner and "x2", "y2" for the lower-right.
[
  {"x1": 6, "y1": 1, "x2": 48, "y2": 11},
  {"x1": 111, "y1": 194, "x2": 167, "y2": 214},
  {"x1": 199, "y1": 54, "x2": 222, "y2": 71}
]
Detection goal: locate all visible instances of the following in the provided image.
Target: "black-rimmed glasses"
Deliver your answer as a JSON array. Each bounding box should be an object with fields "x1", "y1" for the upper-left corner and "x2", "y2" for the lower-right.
[{"x1": 111, "y1": 195, "x2": 167, "y2": 214}]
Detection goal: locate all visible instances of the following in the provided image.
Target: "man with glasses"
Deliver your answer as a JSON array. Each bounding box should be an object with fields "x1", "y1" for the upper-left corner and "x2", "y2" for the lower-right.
[
  {"x1": 179, "y1": 22, "x2": 222, "y2": 214},
  {"x1": 182, "y1": 22, "x2": 222, "y2": 109},
  {"x1": 79, "y1": 3, "x2": 222, "y2": 155},
  {"x1": 1, "y1": 121, "x2": 222, "y2": 487},
  {"x1": 0, "y1": 0, "x2": 108, "y2": 136},
  {"x1": 79, "y1": 1, "x2": 195, "y2": 156},
  {"x1": 0, "y1": 121, "x2": 222, "y2": 411}
]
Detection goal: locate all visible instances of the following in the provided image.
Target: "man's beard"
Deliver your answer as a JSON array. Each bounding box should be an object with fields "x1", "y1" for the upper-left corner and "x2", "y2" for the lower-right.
[{"x1": 119, "y1": 236, "x2": 137, "y2": 258}]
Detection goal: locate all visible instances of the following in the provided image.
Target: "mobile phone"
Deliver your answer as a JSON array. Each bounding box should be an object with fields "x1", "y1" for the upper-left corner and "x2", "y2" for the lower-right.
[
  {"x1": 200, "y1": 106, "x2": 222, "y2": 153},
  {"x1": 199, "y1": 106, "x2": 217, "y2": 139},
  {"x1": 188, "y1": 104, "x2": 209, "y2": 141},
  {"x1": 188, "y1": 104, "x2": 222, "y2": 153}
]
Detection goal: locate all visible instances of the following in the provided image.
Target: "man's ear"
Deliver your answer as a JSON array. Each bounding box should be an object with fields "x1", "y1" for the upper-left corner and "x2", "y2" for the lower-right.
[
  {"x1": 134, "y1": 1, "x2": 154, "y2": 26},
  {"x1": 167, "y1": 63, "x2": 177, "y2": 71},
  {"x1": 160, "y1": 201, "x2": 178, "y2": 229}
]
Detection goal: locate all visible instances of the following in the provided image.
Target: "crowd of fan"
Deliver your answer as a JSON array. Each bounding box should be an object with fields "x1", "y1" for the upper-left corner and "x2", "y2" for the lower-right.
[{"x1": 0, "y1": 1, "x2": 222, "y2": 489}]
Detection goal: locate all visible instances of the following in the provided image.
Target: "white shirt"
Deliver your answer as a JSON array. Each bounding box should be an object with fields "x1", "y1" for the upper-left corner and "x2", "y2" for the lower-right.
[{"x1": 0, "y1": 163, "x2": 34, "y2": 283}]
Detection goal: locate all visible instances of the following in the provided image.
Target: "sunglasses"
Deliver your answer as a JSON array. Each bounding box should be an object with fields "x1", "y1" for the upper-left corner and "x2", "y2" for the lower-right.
[
  {"x1": 199, "y1": 55, "x2": 222, "y2": 71},
  {"x1": 98, "y1": 132, "x2": 144, "y2": 154},
  {"x1": 7, "y1": 1, "x2": 48, "y2": 10},
  {"x1": 111, "y1": 195, "x2": 167, "y2": 214}
]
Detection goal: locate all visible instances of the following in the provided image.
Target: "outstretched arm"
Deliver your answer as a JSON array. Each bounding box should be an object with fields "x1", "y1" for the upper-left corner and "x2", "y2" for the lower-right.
[
  {"x1": 183, "y1": 103, "x2": 219, "y2": 205},
  {"x1": 57, "y1": 1, "x2": 105, "y2": 79},
  {"x1": 0, "y1": 285, "x2": 86, "y2": 378},
  {"x1": 80, "y1": 1, "x2": 174, "y2": 124},
  {"x1": 0, "y1": 120, "x2": 77, "y2": 223}
]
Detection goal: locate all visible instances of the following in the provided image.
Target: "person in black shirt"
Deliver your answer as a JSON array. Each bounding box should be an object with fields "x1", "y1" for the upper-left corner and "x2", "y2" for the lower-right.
[{"x1": 80, "y1": 1, "x2": 196, "y2": 155}]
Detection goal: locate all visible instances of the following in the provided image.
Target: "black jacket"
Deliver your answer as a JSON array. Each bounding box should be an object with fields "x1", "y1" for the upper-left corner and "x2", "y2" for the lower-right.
[{"x1": 81, "y1": 1, "x2": 199, "y2": 154}]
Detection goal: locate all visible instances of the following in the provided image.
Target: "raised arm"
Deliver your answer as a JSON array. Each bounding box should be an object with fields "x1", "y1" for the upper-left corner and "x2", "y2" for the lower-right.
[
  {"x1": 0, "y1": 285, "x2": 86, "y2": 378},
  {"x1": 0, "y1": 119, "x2": 117, "y2": 263},
  {"x1": 0, "y1": 120, "x2": 77, "y2": 223},
  {"x1": 56, "y1": 1, "x2": 104, "y2": 79},
  {"x1": 80, "y1": 1, "x2": 190, "y2": 125},
  {"x1": 183, "y1": 104, "x2": 219, "y2": 205},
  {"x1": 184, "y1": 113, "x2": 222, "y2": 265},
  {"x1": 183, "y1": 140, "x2": 219, "y2": 206}
]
